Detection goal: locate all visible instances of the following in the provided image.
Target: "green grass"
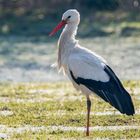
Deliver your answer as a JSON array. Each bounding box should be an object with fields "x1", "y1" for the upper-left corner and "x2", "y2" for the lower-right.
[
  {"x1": 0, "y1": 81, "x2": 140, "y2": 139},
  {"x1": 11, "y1": 129, "x2": 140, "y2": 140}
]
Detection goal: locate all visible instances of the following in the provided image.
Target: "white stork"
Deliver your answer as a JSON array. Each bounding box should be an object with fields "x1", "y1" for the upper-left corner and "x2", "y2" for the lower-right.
[{"x1": 49, "y1": 9, "x2": 135, "y2": 136}]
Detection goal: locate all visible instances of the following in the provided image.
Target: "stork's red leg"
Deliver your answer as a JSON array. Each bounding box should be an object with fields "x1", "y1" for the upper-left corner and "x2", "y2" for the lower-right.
[{"x1": 86, "y1": 96, "x2": 91, "y2": 136}]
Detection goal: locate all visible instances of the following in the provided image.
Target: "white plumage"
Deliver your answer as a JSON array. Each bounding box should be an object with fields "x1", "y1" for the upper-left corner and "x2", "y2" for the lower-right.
[{"x1": 49, "y1": 9, "x2": 135, "y2": 136}]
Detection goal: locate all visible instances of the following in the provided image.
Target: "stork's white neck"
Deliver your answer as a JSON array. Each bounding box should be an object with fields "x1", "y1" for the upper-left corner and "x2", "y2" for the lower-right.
[
  {"x1": 57, "y1": 23, "x2": 78, "y2": 70},
  {"x1": 61, "y1": 23, "x2": 78, "y2": 41}
]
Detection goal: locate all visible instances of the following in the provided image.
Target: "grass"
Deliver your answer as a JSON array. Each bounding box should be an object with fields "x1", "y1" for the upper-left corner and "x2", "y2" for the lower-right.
[
  {"x1": 11, "y1": 129, "x2": 140, "y2": 140},
  {"x1": 0, "y1": 81, "x2": 139, "y2": 139}
]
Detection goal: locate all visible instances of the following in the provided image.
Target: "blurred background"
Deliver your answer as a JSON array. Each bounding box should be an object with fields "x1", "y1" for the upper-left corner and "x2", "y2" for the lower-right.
[{"x1": 0, "y1": 0, "x2": 140, "y2": 82}]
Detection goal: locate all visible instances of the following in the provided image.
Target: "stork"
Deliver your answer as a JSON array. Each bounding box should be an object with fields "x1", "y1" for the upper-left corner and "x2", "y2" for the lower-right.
[{"x1": 49, "y1": 9, "x2": 135, "y2": 136}]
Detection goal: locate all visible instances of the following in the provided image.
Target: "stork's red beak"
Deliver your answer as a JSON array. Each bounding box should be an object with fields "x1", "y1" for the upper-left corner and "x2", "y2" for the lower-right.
[{"x1": 49, "y1": 20, "x2": 67, "y2": 36}]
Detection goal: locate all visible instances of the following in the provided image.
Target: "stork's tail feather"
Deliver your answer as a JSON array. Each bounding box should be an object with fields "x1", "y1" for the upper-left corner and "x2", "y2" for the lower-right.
[
  {"x1": 117, "y1": 89, "x2": 134, "y2": 115},
  {"x1": 104, "y1": 66, "x2": 135, "y2": 116},
  {"x1": 110, "y1": 88, "x2": 135, "y2": 115}
]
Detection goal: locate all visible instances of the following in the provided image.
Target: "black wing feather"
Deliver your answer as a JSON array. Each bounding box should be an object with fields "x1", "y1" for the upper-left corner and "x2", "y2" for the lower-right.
[{"x1": 70, "y1": 65, "x2": 135, "y2": 115}]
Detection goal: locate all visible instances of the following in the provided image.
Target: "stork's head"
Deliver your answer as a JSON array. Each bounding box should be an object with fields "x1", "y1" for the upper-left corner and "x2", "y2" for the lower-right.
[
  {"x1": 62, "y1": 9, "x2": 80, "y2": 25},
  {"x1": 49, "y1": 9, "x2": 80, "y2": 36}
]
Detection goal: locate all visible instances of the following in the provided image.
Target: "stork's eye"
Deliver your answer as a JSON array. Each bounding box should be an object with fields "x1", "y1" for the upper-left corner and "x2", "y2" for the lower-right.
[{"x1": 67, "y1": 16, "x2": 71, "y2": 19}]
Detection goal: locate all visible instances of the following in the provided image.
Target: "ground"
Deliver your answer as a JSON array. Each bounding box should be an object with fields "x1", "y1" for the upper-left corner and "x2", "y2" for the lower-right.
[{"x1": 0, "y1": 81, "x2": 140, "y2": 139}]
